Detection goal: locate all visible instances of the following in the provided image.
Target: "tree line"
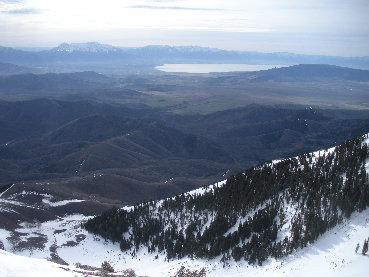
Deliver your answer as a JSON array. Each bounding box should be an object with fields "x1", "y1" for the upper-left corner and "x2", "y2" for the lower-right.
[{"x1": 84, "y1": 134, "x2": 369, "y2": 265}]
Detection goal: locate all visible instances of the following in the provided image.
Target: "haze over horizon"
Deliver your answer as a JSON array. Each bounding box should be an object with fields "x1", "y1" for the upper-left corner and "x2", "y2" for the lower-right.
[{"x1": 1, "y1": 0, "x2": 369, "y2": 57}]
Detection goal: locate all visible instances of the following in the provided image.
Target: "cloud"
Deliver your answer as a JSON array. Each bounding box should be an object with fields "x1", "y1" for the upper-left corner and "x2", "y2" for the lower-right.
[
  {"x1": 4, "y1": 7, "x2": 43, "y2": 14},
  {"x1": 126, "y1": 5, "x2": 222, "y2": 11}
]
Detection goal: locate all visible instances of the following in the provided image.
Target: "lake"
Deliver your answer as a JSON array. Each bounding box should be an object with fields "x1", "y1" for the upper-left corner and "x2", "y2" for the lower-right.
[{"x1": 155, "y1": 64, "x2": 290, "y2": 73}]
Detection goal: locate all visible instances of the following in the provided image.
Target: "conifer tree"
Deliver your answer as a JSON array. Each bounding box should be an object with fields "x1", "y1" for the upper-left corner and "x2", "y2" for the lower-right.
[
  {"x1": 362, "y1": 240, "x2": 368, "y2": 255},
  {"x1": 355, "y1": 243, "x2": 360, "y2": 253}
]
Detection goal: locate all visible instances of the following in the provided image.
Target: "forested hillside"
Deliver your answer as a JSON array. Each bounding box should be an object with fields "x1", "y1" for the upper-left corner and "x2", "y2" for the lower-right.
[{"x1": 85, "y1": 133, "x2": 369, "y2": 265}]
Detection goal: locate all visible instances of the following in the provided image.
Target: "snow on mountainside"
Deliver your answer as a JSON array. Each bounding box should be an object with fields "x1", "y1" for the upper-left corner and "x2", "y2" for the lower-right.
[
  {"x1": 84, "y1": 133, "x2": 369, "y2": 273},
  {"x1": 52, "y1": 42, "x2": 121, "y2": 53},
  {"x1": 0, "y1": 250, "x2": 84, "y2": 277},
  {"x1": 1, "y1": 133, "x2": 369, "y2": 276},
  {"x1": 1, "y1": 43, "x2": 369, "y2": 72},
  {"x1": 0, "y1": 206, "x2": 369, "y2": 276}
]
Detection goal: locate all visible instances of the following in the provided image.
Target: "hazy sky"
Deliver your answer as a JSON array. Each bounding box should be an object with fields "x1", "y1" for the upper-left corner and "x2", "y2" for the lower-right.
[{"x1": 0, "y1": 0, "x2": 368, "y2": 56}]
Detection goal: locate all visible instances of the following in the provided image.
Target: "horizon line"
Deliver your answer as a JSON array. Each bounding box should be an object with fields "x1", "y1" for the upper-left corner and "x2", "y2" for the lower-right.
[{"x1": 1, "y1": 42, "x2": 367, "y2": 59}]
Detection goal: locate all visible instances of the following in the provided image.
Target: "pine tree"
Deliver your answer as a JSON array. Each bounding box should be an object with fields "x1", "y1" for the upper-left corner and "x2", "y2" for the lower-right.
[
  {"x1": 362, "y1": 239, "x2": 368, "y2": 255},
  {"x1": 355, "y1": 243, "x2": 360, "y2": 253}
]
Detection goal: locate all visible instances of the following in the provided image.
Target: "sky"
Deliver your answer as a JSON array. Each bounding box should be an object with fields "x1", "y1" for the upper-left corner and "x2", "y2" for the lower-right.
[{"x1": 0, "y1": 0, "x2": 368, "y2": 56}]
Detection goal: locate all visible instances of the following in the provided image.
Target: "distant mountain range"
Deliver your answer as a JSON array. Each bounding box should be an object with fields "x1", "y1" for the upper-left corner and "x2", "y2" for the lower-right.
[
  {"x1": 0, "y1": 71, "x2": 113, "y2": 92},
  {"x1": 237, "y1": 64, "x2": 369, "y2": 82},
  {"x1": 0, "y1": 62, "x2": 41, "y2": 75},
  {"x1": 0, "y1": 42, "x2": 368, "y2": 74},
  {"x1": 54, "y1": 42, "x2": 122, "y2": 53}
]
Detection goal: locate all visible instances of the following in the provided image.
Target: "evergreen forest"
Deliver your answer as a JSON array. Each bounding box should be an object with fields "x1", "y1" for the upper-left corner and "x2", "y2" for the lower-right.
[{"x1": 85, "y1": 133, "x2": 369, "y2": 265}]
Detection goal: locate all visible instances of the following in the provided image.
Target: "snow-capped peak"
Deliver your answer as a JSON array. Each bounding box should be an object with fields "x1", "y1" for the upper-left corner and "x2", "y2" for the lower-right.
[{"x1": 53, "y1": 42, "x2": 120, "y2": 53}]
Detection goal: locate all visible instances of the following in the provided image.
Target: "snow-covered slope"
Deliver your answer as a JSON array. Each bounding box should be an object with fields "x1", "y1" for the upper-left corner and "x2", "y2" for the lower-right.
[
  {"x1": 0, "y1": 208, "x2": 368, "y2": 277},
  {"x1": 1, "y1": 134, "x2": 369, "y2": 276},
  {"x1": 228, "y1": 208, "x2": 369, "y2": 277},
  {"x1": 0, "y1": 249, "x2": 83, "y2": 277},
  {"x1": 52, "y1": 42, "x2": 121, "y2": 53},
  {"x1": 84, "y1": 133, "x2": 369, "y2": 266}
]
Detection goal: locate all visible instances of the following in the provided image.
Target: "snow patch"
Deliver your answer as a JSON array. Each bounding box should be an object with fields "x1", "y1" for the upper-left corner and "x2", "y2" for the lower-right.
[
  {"x1": 0, "y1": 249, "x2": 84, "y2": 277},
  {"x1": 42, "y1": 199, "x2": 84, "y2": 207}
]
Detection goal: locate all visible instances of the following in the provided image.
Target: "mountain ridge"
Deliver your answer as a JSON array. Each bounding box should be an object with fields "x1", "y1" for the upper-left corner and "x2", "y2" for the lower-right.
[
  {"x1": 85, "y1": 132, "x2": 369, "y2": 266},
  {"x1": 0, "y1": 62, "x2": 41, "y2": 75},
  {"x1": 246, "y1": 64, "x2": 369, "y2": 82},
  {"x1": 0, "y1": 128, "x2": 369, "y2": 276},
  {"x1": 1, "y1": 43, "x2": 368, "y2": 71},
  {"x1": 2, "y1": 98, "x2": 369, "y2": 202}
]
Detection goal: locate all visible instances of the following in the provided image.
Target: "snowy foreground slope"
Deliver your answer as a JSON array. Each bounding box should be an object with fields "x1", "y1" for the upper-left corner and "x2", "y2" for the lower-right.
[
  {"x1": 85, "y1": 133, "x2": 369, "y2": 265},
  {"x1": 1, "y1": 134, "x2": 369, "y2": 276},
  {"x1": 0, "y1": 249, "x2": 84, "y2": 277},
  {"x1": 0, "y1": 208, "x2": 369, "y2": 277}
]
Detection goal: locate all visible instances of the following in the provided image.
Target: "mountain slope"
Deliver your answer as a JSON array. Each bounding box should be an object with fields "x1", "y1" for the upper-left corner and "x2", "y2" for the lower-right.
[
  {"x1": 166, "y1": 105, "x2": 369, "y2": 167},
  {"x1": 0, "y1": 250, "x2": 83, "y2": 277},
  {"x1": 1, "y1": 134, "x2": 369, "y2": 276},
  {"x1": 2, "y1": 99, "x2": 369, "y2": 203},
  {"x1": 0, "y1": 62, "x2": 41, "y2": 76},
  {"x1": 37, "y1": 114, "x2": 232, "y2": 173},
  {"x1": 246, "y1": 64, "x2": 369, "y2": 82},
  {"x1": 52, "y1": 42, "x2": 121, "y2": 53},
  {"x1": 0, "y1": 98, "x2": 151, "y2": 144},
  {"x1": 0, "y1": 112, "x2": 232, "y2": 203},
  {"x1": 0, "y1": 71, "x2": 113, "y2": 92},
  {"x1": 0, "y1": 46, "x2": 41, "y2": 65},
  {"x1": 85, "y1": 133, "x2": 369, "y2": 265},
  {"x1": 1, "y1": 208, "x2": 369, "y2": 277}
]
